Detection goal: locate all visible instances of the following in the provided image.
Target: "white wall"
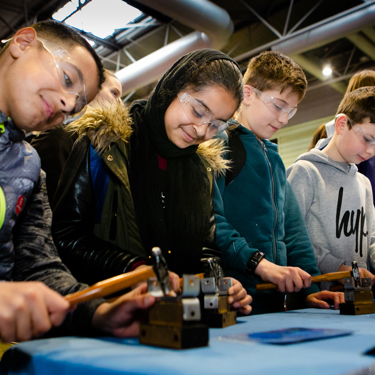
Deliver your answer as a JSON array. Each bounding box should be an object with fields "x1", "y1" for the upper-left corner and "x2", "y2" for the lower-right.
[
  {"x1": 272, "y1": 84, "x2": 345, "y2": 168},
  {"x1": 272, "y1": 115, "x2": 333, "y2": 168}
]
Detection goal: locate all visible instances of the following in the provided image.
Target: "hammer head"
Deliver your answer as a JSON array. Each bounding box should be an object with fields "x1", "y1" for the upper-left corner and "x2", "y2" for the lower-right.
[
  {"x1": 151, "y1": 247, "x2": 172, "y2": 295},
  {"x1": 201, "y1": 256, "x2": 224, "y2": 290},
  {"x1": 352, "y1": 261, "x2": 360, "y2": 287}
]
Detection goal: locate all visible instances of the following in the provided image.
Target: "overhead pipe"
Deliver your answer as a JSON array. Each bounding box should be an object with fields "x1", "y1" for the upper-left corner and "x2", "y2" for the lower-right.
[
  {"x1": 234, "y1": 2, "x2": 375, "y2": 63},
  {"x1": 116, "y1": 0, "x2": 233, "y2": 95},
  {"x1": 272, "y1": 2, "x2": 375, "y2": 55}
]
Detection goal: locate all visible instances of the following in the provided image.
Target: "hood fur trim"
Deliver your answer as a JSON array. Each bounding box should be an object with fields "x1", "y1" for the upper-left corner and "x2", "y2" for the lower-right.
[
  {"x1": 66, "y1": 100, "x2": 133, "y2": 154},
  {"x1": 197, "y1": 138, "x2": 230, "y2": 176}
]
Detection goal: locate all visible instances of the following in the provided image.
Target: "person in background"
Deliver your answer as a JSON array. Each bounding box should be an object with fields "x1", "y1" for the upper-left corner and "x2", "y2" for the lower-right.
[
  {"x1": 308, "y1": 124, "x2": 327, "y2": 151},
  {"x1": 287, "y1": 87, "x2": 375, "y2": 289},
  {"x1": 348, "y1": 70, "x2": 375, "y2": 204},
  {"x1": 314, "y1": 69, "x2": 375, "y2": 205}
]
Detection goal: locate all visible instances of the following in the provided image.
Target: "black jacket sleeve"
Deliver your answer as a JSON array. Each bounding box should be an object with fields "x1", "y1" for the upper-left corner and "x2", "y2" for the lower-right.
[
  {"x1": 52, "y1": 138, "x2": 145, "y2": 285},
  {"x1": 30, "y1": 126, "x2": 76, "y2": 205},
  {"x1": 13, "y1": 171, "x2": 103, "y2": 336}
]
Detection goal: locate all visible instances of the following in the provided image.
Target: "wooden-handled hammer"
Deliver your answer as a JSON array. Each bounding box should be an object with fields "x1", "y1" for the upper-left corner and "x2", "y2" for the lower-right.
[
  {"x1": 255, "y1": 262, "x2": 360, "y2": 291},
  {"x1": 65, "y1": 247, "x2": 171, "y2": 306}
]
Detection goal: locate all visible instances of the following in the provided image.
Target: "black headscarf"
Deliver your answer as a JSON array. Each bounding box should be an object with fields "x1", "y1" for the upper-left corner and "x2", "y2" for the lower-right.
[{"x1": 129, "y1": 49, "x2": 239, "y2": 276}]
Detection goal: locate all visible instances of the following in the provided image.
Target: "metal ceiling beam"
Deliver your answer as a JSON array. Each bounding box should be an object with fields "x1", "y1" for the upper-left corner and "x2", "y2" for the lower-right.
[
  {"x1": 231, "y1": 2, "x2": 375, "y2": 94},
  {"x1": 283, "y1": 0, "x2": 294, "y2": 36},
  {"x1": 234, "y1": 2, "x2": 375, "y2": 63},
  {"x1": 347, "y1": 32, "x2": 375, "y2": 61},
  {"x1": 0, "y1": 0, "x2": 70, "y2": 39},
  {"x1": 291, "y1": 54, "x2": 347, "y2": 94},
  {"x1": 0, "y1": 14, "x2": 17, "y2": 33},
  {"x1": 286, "y1": 0, "x2": 324, "y2": 36},
  {"x1": 237, "y1": 0, "x2": 282, "y2": 39},
  {"x1": 362, "y1": 26, "x2": 375, "y2": 44},
  {"x1": 273, "y1": 2, "x2": 375, "y2": 55},
  {"x1": 306, "y1": 66, "x2": 375, "y2": 91}
]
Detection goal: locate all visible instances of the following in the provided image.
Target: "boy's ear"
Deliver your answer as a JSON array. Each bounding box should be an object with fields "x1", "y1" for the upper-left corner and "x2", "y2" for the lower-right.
[
  {"x1": 243, "y1": 85, "x2": 253, "y2": 106},
  {"x1": 9, "y1": 27, "x2": 38, "y2": 59},
  {"x1": 335, "y1": 114, "x2": 349, "y2": 135}
]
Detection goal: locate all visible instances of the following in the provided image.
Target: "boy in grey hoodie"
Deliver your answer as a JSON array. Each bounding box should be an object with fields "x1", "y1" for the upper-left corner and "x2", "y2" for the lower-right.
[{"x1": 286, "y1": 87, "x2": 375, "y2": 289}]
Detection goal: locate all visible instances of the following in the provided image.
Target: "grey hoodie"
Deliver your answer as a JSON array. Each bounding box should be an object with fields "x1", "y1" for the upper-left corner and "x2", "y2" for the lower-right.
[{"x1": 286, "y1": 149, "x2": 375, "y2": 277}]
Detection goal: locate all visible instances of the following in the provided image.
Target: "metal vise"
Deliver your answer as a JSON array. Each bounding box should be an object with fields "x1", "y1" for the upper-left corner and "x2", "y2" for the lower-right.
[
  {"x1": 139, "y1": 247, "x2": 209, "y2": 349},
  {"x1": 340, "y1": 261, "x2": 375, "y2": 315},
  {"x1": 200, "y1": 256, "x2": 237, "y2": 328}
]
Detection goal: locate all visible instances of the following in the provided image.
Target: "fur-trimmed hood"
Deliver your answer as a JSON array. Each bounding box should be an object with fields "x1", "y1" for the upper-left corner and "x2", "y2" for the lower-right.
[
  {"x1": 66, "y1": 100, "x2": 133, "y2": 154},
  {"x1": 66, "y1": 100, "x2": 229, "y2": 175},
  {"x1": 198, "y1": 138, "x2": 230, "y2": 176}
]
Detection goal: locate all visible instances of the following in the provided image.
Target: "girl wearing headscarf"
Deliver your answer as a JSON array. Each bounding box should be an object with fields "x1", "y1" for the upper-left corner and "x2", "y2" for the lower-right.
[{"x1": 52, "y1": 49, "x2": 251, "y2": 313}]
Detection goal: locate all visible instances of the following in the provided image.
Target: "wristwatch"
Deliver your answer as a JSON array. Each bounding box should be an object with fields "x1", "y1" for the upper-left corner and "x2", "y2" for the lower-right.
[{"x1": 245, "y1": 251, "x2": 265, "y2": 274}]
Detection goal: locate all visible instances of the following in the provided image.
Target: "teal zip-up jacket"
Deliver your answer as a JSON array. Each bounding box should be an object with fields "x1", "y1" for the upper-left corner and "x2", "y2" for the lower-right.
[{"x1": 214, "y1": 125, "x2": 320, "y2": 314}]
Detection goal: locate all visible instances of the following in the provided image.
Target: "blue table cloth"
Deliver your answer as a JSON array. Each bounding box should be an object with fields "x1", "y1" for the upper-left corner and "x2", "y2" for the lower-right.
[{"x1": 2, "y1": 309, "x2": 375, "y2": 375}]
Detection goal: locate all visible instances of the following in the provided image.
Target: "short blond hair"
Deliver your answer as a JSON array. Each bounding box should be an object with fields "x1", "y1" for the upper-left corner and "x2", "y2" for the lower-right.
[{"x1": 243, "y1": 51, "x2": 307, "y2": 101}]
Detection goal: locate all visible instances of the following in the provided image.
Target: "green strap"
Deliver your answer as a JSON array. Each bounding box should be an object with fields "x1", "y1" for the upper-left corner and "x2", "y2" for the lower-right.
[{"x1": 0, "y1": 117, "x2": 10, "y2": 134}]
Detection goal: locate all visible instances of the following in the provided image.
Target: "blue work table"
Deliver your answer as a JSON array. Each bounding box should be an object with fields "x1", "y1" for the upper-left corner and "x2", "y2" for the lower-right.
[{"x1": 2, "y1": 308, "x2": 375, "y2": 375}]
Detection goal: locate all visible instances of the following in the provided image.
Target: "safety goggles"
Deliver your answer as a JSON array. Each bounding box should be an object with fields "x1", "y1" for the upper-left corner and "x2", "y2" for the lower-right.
[
  {"x1": 339, "y1": 114, "x2": 375, "y2": 147},
  {"x1": 252, "y1": 87, "x2": 298, "y2": 120},
  {"x1": 38, "y1": 38, "x2": 87, "y2": 124},
  {"x1": 178, "y1": 92, "x2": 229, "y2": 136}
]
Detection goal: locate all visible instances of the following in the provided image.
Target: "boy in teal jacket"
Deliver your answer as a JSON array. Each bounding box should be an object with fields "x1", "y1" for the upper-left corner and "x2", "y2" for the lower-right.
[{"x1": 214, "y1": 51, "x2": 344, "y2": 314}]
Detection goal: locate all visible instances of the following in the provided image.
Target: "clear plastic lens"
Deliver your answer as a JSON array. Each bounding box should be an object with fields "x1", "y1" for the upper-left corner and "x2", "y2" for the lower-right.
[
  {"x1": 38, "y1": 38, "x2": 87, "y2": 122},
  {"x1": 337, "y1": 115, "x2": 375, "y2": 148},
  {"x1": 252, "y1": 87, "x2": 297, "y2": 120},
  {"x1": 353, "y1": 125, "x2": 375, "y2": 147},
  {"x1": 178, "y1": 92, "x2": 229, "y2": 135},
  {"x1": 62, "y1": 107, "x2": 86, "y2": 125}
]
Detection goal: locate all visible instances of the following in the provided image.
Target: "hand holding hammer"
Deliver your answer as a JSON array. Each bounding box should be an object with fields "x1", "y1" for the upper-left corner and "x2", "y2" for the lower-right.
[{"x1": 256, "y1": 261, "x2": 360, "y2": 292}]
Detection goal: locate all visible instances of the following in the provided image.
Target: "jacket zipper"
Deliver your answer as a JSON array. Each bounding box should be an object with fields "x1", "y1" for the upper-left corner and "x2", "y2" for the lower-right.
[{"x1": 260, "y1": 140, "x2": 277, "y2": 264}]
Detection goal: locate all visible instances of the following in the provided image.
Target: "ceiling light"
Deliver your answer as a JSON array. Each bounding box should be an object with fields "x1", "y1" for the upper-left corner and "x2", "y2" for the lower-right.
[{"x1": 322, "y1": 65, "x2": 332, "y2": 77}]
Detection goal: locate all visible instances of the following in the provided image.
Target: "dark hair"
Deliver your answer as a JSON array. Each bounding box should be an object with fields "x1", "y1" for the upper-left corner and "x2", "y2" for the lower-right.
[
  {"x1": 308, "y1": 124, "x2": 327, "y2": 151},
  {"x1": 346, "y1": 70, "x2": 375, "y2": 94},
  {"x1": 179, "y1": 59, "x2": 244, "y2": 106},
  {"x1": 31, "y1": 20, "x2": 105, "y2": 89},
  {"x1": 337, "y1": 86, "x2": 375, "y2": 127},
  {"x1": 243, "y1": 51, "x2": 307, "y2": 101}
]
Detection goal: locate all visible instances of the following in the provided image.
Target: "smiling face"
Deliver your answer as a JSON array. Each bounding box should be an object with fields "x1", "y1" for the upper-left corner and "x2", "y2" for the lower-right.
[
  {"x1": 0, "y1": 27, "x2": 99, "y2": 132},
  {"x1": 332, "y1": 115, "x2": 375, "y2": 164},
  {"x1": 164, "y1": 85, "x2": 239, "y2": 148},
  {"x1": 240, "y1": 85, "x2": 300, "y2": 140}
]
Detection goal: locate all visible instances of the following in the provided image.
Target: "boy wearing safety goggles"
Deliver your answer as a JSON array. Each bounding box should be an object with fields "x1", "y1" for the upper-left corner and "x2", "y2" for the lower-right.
[
  {"x1": 214, "y1": 51, "x2": 344, "y2": 315},
  {"x1": 0, "y1": 21, "x2": 161, "y2": 344},
  {"x1": 287, "y1": 86, "x2": 375, "y2": 290}
]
